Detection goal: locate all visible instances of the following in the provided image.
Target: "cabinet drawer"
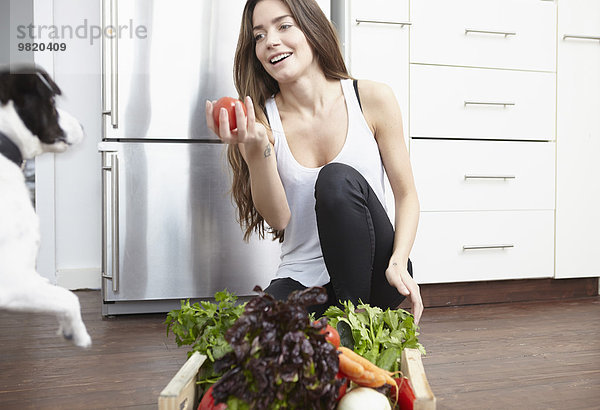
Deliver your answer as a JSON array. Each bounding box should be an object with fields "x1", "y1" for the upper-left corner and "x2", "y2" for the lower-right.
[
  {"x1": 411, "y1": 210, "x2": 554, "y2": 284},
  {"x1": 410, "y1": 0, "x2": 556, "y2": 71},
  {"x1": 350, "y1": 0, "x2": 408, "y2": 23},
  {"x1": 411, "y1": 139, "x2": 555, "y2": 211},
  {"x1": 410, "y1": 64, "x2": 555, "y2": 141},
  {"x1": 349, "y1": 0, "x2": 409, "y2": 143}
]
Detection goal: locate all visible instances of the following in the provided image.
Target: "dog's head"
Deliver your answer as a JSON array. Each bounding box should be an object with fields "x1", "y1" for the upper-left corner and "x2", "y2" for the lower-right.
[{"x1": 0, "y1": 65, "x2": 84, "y2": 162}]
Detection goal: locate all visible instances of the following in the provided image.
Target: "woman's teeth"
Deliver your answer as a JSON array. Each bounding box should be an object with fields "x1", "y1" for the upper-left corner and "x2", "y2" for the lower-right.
[{"x1": 270, "y1": 53, "x2": 291, "y2": 64}]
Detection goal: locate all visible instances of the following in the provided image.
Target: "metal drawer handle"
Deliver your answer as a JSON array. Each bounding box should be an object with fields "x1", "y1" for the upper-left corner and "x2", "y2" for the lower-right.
[
  {"x1": 465, "y1": 28, "x2": 516, "y2": 37},
  {"x1": 563, "y1": 34, "x2": 600, "y2": 42},
  {"x1": 464, "y1": 174, "x2": 516, "y2": 180},
  {"x1": 463, "y1": 244, "x2": 515, "y2": 250},
  {"x1": 464, "y1": 101, "x2": 516, "y2": 107},
  {"x1": 355, "y1": 19, "x2": 412, "y2": 27}
]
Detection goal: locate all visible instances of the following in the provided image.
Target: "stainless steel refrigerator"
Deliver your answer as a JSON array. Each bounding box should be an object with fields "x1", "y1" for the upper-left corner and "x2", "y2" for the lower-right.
[{"x1": 99, "y1": 0, "x2": 281, "y2": 315}]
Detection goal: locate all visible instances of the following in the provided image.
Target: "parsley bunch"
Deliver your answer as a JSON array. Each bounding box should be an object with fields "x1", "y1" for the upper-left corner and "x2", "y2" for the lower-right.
[
  {"x1": 165, "y1": 290, "x2": 246, "y2": 381},
  {"x1": 323, "y1": 300, "x2": 425, "y2": 372}
]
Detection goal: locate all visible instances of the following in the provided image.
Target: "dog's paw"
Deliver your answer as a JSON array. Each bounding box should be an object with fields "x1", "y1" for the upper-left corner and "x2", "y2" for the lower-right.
[
  {"x1": 57, "y1": 321, "x2": 92, "y2": 348},
  {"x1": 73, "y1": 330, "x2": 92, "y2": 348}
]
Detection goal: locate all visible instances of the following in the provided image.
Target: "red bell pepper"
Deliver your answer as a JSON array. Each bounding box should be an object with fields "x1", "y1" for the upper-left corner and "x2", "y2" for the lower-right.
[
  {"x1": 389, "y1": 377, "x2": 416, "y2": 410},
  {"x1": 197, "y1": 385, "x2": 227, "y2": 410}
]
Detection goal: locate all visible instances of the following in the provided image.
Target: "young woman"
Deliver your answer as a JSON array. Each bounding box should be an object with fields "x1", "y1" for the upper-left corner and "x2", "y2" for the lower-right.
[{"x1": 205, "y1": 0, "x2": 423, "y2": 324}]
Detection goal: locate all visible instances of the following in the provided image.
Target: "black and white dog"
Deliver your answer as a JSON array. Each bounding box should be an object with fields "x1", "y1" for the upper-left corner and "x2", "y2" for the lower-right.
[{"x1": 0, "y1": 66, "x2": 91, "y2": 348}]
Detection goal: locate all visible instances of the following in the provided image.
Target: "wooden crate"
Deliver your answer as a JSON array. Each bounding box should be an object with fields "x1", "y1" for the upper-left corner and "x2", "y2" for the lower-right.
[
  {"x1": 401, "y1": 349, "x2": 436, "y2": 410},
  {"x1": 158, "y1": 352, "x2": 205, "y2": 410},
  {"x1": 159, "y1": 349, "x2": 436, "y2": 409}
]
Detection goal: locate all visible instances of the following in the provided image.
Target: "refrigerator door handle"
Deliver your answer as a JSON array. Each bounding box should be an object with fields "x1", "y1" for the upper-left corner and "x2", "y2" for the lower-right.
[
  {"x1": 101, "y1": 0, "x2": 119, "y2": 127},
  {"x1": 101, "y1": 0, "x2": 107, "y2": 116},
  {"x1": 110, "y1": 0, "x2": 119, "y2": 128},
  {"x1": 111, "y1": 155, "x2": 120, "y2": 292},
  {"x1": 102, "y1": 153, "x2": 120, "y2": 293},
  {"x1": 101, "y1": 161, "x2": 109, "y2": 287}
]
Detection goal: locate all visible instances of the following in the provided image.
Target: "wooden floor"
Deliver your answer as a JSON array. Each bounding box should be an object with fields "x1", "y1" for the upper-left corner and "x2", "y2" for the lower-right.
[{"x1": 0, "y1": 291, "x2": 598, "y2": 409}]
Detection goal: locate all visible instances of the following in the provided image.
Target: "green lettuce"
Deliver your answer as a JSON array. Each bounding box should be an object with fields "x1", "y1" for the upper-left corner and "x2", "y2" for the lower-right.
[{"x1": 322, "y1": 300, "x2": 425, "y2": 372}]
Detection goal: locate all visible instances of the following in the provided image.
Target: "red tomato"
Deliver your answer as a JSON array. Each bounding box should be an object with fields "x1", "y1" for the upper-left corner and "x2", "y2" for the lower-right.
[
  {"x1": 320, "y1": 324, "x2": 341, "y2": 348},
  {"x1": 389, "y1": 377, "x2": 416, "y2": 410},
  {"x1": 197, "y1": 385, "x2": 227, "y2": 410},
  {"x1": 212, "y1": 96, "x2": 246, "y2": 132}
]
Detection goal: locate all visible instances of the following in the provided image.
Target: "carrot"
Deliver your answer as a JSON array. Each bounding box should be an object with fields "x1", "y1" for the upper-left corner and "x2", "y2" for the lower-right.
[
  {"x1": 383, "y1": 372, "x2": 398, "y2": 388},
  {"x1": 353, "y1": 369, "x2": 387, "y2": 388},
  {"x1": 338, "y1": 347, "x2": 387, "y2": 373},
  {"x1": 337, "y1": 346, "x2": 396, "y2": 387},
  {"x1": 338, "y1": 346, "x2": 393, "y2": 375},
  {"x1": 338, "y1": 349, "x2": 365, "y2": 378}
]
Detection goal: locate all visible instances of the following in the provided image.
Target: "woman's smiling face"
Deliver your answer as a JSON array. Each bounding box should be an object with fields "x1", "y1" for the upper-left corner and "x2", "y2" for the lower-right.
[{"x1": 252, "y1": 0, "x2": 317, "y2": 84}]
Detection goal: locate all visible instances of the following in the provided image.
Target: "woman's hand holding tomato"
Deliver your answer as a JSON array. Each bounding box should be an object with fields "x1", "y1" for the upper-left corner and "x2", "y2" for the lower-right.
[
  {"x1": 205, "y1": 96, "x2": 268, "y2": 153},
  {"x1": 211, "y1": 97, "x2": 247, "y2": 132}
]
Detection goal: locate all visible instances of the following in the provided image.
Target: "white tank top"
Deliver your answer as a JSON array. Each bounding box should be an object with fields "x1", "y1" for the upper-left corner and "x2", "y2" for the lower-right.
[{"x1": 265, "y1": 79, "x2": 387, "y2": 287}]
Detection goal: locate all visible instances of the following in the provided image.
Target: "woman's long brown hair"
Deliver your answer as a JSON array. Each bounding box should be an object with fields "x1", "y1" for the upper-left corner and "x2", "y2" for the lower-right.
[{"x1": 230, "y1": 0, "x2": 351, "y2": 242}]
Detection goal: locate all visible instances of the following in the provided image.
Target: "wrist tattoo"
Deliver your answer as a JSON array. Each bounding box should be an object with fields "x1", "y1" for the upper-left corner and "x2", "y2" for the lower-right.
[{"x1": 264, "y1": 142, "x2": 272, "y2": 158}]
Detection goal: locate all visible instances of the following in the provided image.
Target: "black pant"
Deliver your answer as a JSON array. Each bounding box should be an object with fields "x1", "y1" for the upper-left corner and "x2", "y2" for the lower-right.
[{"x1": 265, "y1": 163, "x2": 412, "y2": 316}]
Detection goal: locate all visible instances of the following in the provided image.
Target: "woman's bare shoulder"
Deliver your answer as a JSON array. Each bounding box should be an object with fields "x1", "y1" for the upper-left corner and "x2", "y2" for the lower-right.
[
  {"x1": 355, "y1": 79, "x2": 400, "y2": 133},
  {"x1": 355, "y1": 79, "x2": 396, "y2": 107}
]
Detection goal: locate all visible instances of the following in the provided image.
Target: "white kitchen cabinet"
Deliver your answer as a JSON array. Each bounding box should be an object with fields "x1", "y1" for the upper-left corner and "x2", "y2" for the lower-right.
[
  {"x1": 346, "y1": 0, "x2": 410, "y2": 143},
  {"x1": 410, "y1": 64, "x2": 556, "y2": 141},
  {"x1": 410, "y1": 0, "x2": 556, "y2": 71},
  {"x1": 555, "y1": 0, "x2": 600, "y2": 278},
  {"x1": 411, "y1": 139, "x2": 555, "y2": 212},
  {"x1": 316, "y1": 0, "x2": 330, "y2": 17},
  {"x1": 333, "y1": 0, "x2": 581, "y2": 285},
  {"x1": 412, "y1": 210, "x2": 555, "y2": 283},
  {"x1": 348, "y1": 0, "x2": 408, "y2": 23},
  {"x1": 406, "y1": 1, "x2": 557, "y2": 284}
]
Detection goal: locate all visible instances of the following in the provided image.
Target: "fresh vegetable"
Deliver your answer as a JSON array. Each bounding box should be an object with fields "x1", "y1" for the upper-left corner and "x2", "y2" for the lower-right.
[
  {"x1": 335, "y1": 370, "x2": 349, "y2": 401},
  {"x1": 315, "y1": 320, "x2": 341, "y2": 348},
  {"x1": 210, "y1": 286, "x2": 344, "y2": 409},
  {"x1": 337, "y1": 350, "x2": 363, "y2": 379},
  {"x1": 212, "y1": 96, "x2": 247, "y2": 132},
  {"x1": 389, "y1": 377, "x2": 416, "y2": 410},
  {"x1": 165, "y1": 290, "x2": 246, "y2": 381},
  {"x1": 198, "y1": 385, "x2": 227, "y2": 410},
  {"x1": 337, "y1": 346, "x2": 396, "y2": 388},
  {"x1": 323, "y1": 301, "x2": 425, "y2": 372},
  {"x1": 336, "y1": 387, "x2": 391, "y2": 410}
]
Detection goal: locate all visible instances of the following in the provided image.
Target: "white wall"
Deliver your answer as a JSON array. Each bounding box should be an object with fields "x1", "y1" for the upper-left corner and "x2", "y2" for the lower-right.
[{"x1": 34, "y1": 0, "x2": 102, "y2": 289}]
